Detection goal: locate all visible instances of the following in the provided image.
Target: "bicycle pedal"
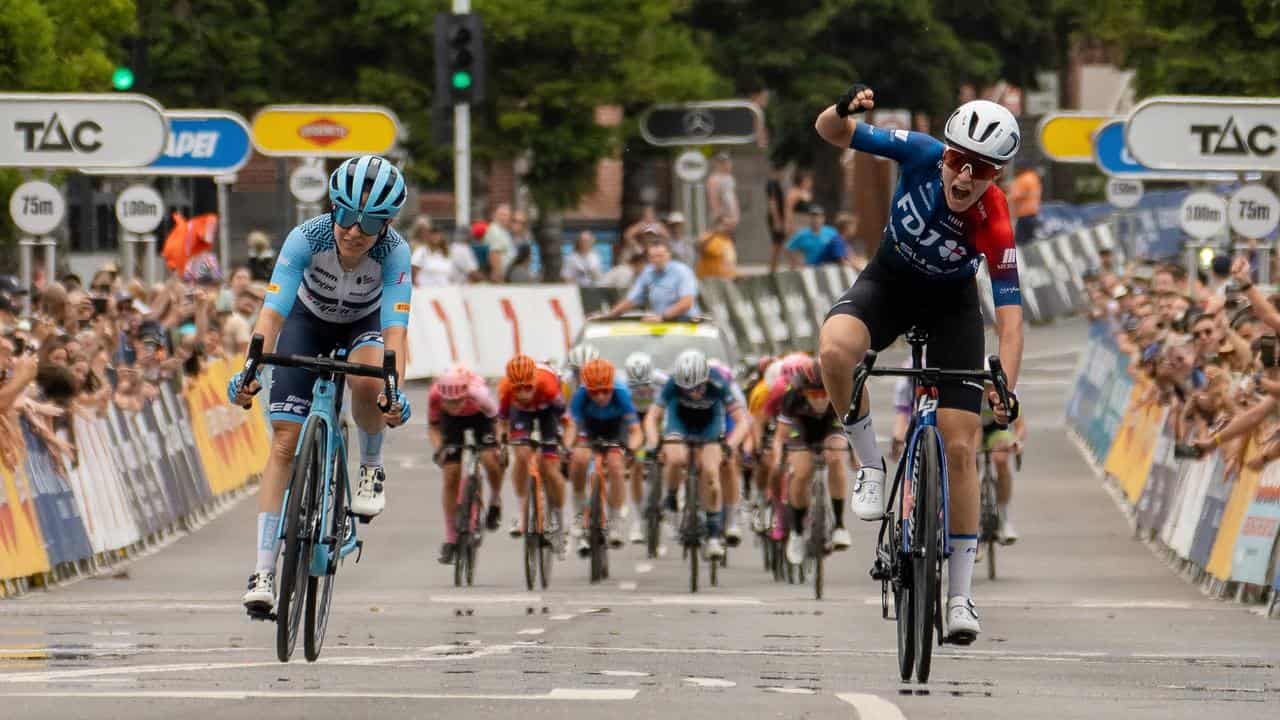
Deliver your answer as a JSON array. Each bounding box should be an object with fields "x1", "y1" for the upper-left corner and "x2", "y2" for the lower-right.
[
  {"x1": 354, "y1": 539, "x2": 364, "y2": 563},
  {"x1": 246, "y1": 608, "x2": 277, "y2": 622},
  {"x1": 355, "y1": 514, "x2": 371, "y2": 525},
  {"x1": 869, "y1": 560, "x2": 891, "y2": 581}
]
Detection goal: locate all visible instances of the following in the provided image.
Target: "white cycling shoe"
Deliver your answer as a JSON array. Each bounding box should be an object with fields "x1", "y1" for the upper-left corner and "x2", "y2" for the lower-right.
[
  {"x1": 352, "y1": 465, "x2": 386, "y2": 519},
  {"x1": 725, "y1": 517, "x2": 743, "y2": 547},
  {"x1": 243, "y1": 571, "x2": 275, "y2": 615},
  {"x1": 705, "y1": 537, "x2": 726, "y2": 559},
  {"x1": 831, "y1": 526, "x2": 852, "y2": 551},
  {"x1": 628, "y1": 516, "x2": 645, "y2": 545},
  {"x1": 945, "y1": 596, "x2": 981, "y2": 645},
  {"x1": 997, "y1": 516, "x2": 1019, "y2": 545},
  {"x1": 607, "y1": 526, "x2": 625, "y2": 549},
  {"x1": 852, "y1": 462, "x2": 887, "y2": 521},
  {"x1": 785, "y1": 531, "x2": 806, "y2": 565}
]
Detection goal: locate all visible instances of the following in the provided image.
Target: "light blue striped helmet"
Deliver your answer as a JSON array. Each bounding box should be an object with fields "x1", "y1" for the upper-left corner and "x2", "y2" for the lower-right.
[{"x1": 328, "y1": 155, "x2": 406, "y2": 220}]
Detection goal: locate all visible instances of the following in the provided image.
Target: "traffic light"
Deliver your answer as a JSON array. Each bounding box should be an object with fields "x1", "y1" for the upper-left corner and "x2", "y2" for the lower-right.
[
  {"x1": 111, "y1": 66, "x2": 135, "y2": 91},
  {"x1": 434, "y1": 12, "x2": 485, "y2": 105},
  {"x1": 112, "y1": 37, "x2": 147, "y2": 92}
]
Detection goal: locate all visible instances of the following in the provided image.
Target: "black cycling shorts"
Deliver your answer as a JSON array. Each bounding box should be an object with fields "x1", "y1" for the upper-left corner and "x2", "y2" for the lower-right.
[
  {"x1": 825, "y1": 258, "x2": 984, "y2": 413},
  {"x1": 436, "y1": 413, "x2": 499, "y2": 464}
]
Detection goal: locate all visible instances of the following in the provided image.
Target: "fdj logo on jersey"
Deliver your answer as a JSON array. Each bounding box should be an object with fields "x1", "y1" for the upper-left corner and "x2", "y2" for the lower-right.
[
  {"x1": 1190, "y1": 116, "x2": 1276, "y2": 157},
  {"x1": 13, "y1": 114, "x2": 102, "y2": 153}
]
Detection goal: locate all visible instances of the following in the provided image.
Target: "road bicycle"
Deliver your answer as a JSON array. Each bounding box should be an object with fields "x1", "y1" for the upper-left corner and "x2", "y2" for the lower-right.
[
  {"x1": 584, "y1": 439, "x2": 625, "y2": 583},
  {"x1": 514, "y1": 433, "x2": 556, "y2": 591},
  {"x1": 802, "y1": 446, "x2": 835, "y2": 601},
  {"x1": 679, "y1": 439, "x2": 719, "y2": 592},
  {"x1": 240, "y1": 335, "x2": 396, "y2": 664},
  {"x1": 852, "y1": 326, "x2": 1014, "y2": 683},
  {"x1": 452, "y1": 430, "x2": 485, "y2": 588}
]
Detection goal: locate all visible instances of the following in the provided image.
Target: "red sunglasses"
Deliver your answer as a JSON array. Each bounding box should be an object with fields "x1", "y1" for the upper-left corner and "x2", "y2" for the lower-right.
[{"x1": 942, "y1": 147, "x2": 1002, "y2": 181}]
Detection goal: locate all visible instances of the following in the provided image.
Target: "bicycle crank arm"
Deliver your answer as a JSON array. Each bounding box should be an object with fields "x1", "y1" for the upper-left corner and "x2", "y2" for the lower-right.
[{"x1": 354, "y1": 539, "x2": 364, "y2": 563}]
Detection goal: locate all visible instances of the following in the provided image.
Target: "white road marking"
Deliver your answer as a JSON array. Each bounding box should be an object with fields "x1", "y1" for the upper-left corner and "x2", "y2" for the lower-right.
[
  {"x1": 429, "y1": 594, "x2": 539, "y2": 604},
  {"x1": 517, "y1": 628, "x2": 545, "y2": 636},
  {"x1": 618, "y1": 581, "x2": 638, "y2": 591},
  {"x1": 858, "y1": 597, "x2": 1204, "y2": 610},
  {"x1": 684, "y1": 677, "x2": 736, "y2": 688},
  {"x1": 1, "y1": 688, "x2": 638, "y2": 701},
  {"x1": 548, "y1": 614, "x2": 576, "y2": 621},
  {"x1": 634, "y1": 562, "x2": 654, "y2": 574},
  {"x1": 763, "y1": 687, "x2": 815, "y2": 695},
  {"x1": 0, "y1": 645, "x2": 515, "y2": 684},
  {"x1": 594, "y1": 670, "x2": 651, "y2": 677},
  {"x1": 564, "y1": 596, "x2": 762, "y2": 607},
  {"x1": 836, "y1": 693, "x2": 908, "y2": 720}
]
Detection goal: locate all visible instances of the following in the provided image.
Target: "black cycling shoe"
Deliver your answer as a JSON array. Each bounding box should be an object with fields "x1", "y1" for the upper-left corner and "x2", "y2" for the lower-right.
[
  {"x1": 663, "y1": 492, "x2": 678, "y2": 514},
  {"x1": 438, "y1": 542, "x2": 457, "y2": 565},
  {"x1": 485, "y1": 504, "x2": 501, "y2": 532}
]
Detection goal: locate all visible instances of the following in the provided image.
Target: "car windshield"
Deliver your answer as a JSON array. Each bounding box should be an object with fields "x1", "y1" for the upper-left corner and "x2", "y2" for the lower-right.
[{"x1": 579, "y1": 321, "x2": 736, "y2": 375}]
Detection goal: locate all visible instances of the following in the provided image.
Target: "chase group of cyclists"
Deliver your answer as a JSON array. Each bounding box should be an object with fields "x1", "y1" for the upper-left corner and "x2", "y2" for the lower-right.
[{"x1": 227, "y1": 83, "x2": 1024, "y2": 648}]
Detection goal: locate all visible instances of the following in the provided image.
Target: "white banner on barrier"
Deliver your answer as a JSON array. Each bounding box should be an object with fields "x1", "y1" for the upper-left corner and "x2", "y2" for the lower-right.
[
  {"x1": 406, "y1": 288, "x2": 478, "y2": 379},
  {"x1": 406, "y1": 284, "x2": 586, "y2": 379}
]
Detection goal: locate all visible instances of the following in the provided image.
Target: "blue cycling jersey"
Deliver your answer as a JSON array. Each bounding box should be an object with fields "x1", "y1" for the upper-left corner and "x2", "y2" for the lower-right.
[
  {"x1": 570, "y1": 380, "x2": 639, "y2": 427},
  {"x1": 264, "y1": 214, "x2": 414, "y2": 327},
  {"x1": 850, "y1": 123, "x2": 1021, "y2": 307},
  {"x1": 656, "y1": 367, "x2": 737, "y2": 426}
]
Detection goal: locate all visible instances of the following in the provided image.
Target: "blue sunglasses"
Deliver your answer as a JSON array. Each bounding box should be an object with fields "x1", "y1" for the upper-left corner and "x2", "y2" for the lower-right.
[{"x1": 332, "y1": 206, "x2": 388, "y2": 236}]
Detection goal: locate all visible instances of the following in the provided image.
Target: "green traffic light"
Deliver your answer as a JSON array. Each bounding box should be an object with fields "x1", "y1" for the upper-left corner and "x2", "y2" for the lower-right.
[
  {"x1": 111, "y1": 66, "x2": 134, "y2": 91},
  {"x1": 452, "y1": 71, "x2": 472, "y2": 90}
]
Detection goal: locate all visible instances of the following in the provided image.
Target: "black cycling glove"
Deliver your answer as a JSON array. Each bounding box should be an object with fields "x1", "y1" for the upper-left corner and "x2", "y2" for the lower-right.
[{"x1": 835, "y1": 83, "x2": 870, "y2": 118}]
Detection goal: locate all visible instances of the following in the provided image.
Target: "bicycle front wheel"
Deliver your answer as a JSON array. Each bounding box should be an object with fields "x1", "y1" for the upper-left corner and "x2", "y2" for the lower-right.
[
  {"x1": 913, "y1": 426, "x2": 943, "y2": 683},
  {"x1": 524, "y1": 494, "x2": 538, "y2": 591},
  {"x1": 277, "y1": 419, "x2": 324, "y2": 663},
  {"x1": 305, "y1": 425, "x2": 347, "y2": 662}
]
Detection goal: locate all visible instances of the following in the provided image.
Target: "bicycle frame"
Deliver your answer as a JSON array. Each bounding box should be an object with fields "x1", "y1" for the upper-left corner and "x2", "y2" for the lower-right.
[
  {"x1": 895, "y1": 384, "x2": 953, "y2": 564},
  {"x1": 274, "y1": 369, "x2": 360, "y2": 578}
]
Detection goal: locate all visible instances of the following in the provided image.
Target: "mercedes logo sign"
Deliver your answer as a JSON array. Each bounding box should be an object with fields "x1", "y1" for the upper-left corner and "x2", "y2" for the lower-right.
[{"x1": 682, "y1": 110, "x2": 715, "y2": 139}]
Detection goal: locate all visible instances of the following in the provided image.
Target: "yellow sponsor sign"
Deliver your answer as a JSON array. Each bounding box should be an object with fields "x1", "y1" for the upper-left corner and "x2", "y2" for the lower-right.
[
  {"x1": 251, "y1": 105, "x2": 400, "y2": 157},
  {"x1": 584, "y1": 321, "x2": 718, "y2": 338},
  {"x1": 1036, "y1": 113, "x2": 1114, "y2": 163}
]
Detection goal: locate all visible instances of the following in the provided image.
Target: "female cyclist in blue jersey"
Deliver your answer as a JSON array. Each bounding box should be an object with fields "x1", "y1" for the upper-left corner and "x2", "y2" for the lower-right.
[
  {"x1": 645, "y1": 350, "x2": 748, "y2": 560},
  {"x1": 228, "y1": 155, "x2": 413, "y2": 616},
  {"x1": 814, "y1": 86, "x2": 1023, "y2": 644},
  {"x1": 570, "y1": 358, "x2": 643, "y2": 553}
]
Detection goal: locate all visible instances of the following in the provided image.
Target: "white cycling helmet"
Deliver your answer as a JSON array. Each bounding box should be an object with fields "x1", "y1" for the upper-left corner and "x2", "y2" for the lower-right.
[
  {"x1": 672, "y1": 349, "x2": 710, "y2": 389},
  {"x1": 943, "y1": 100, "x2": 1020, "y2": 164},
  {"x1": 565, "y1": 344, "x2": 599, "y2": 371},
  {"x1": 624, "y1": 352, "x2": 653, "y2": 385}
]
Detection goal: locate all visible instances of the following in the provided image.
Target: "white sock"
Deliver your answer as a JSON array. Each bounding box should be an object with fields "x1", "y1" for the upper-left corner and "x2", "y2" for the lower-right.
[
  {"x1": 947, "y1": 534, "x2": 978, "y2": 599},
  {"x1": 256, "y1": 512, "x2": 281, "y2": 573},
  {"x1": 844, "y1": 413, "x2": 884, "y2": 469},
  {"x1": 997, "y1": 504, "x2": 1010, "y2": 523},
  {"x1": 574, "y1": 493, "x2": 587, "y2": 516},
  {"x1": 723, "y1": 502, "x2": 737, "y2": 526},
  {"x1": 359, "y1": 427, "x2": 384, "y2": 467}
]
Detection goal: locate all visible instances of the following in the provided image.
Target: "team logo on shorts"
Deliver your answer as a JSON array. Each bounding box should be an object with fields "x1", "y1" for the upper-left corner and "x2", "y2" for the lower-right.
[
  {"x1": 267, "y1": 283, "x2": 280, "y2": 294},
  {"x1": 394, "y1": 302, "x2": 410, "y2": 312}
]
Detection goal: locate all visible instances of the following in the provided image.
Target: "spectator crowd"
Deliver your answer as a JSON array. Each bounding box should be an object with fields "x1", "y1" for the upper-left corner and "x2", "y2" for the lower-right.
[
  {"x1": 0, "y1": 252, "x2": 270, "y2": 475},
  {"x1": 1086, "y1": 246, "x2": 1280, "y2": 470}
]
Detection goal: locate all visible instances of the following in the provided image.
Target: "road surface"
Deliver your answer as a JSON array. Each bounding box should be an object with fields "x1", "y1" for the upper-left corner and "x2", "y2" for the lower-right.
[{"x1": 2, "y1": 318, "x2": 1277, "y2": 719}]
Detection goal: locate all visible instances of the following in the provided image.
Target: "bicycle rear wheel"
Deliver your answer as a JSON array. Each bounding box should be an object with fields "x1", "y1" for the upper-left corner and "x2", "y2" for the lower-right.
[
  {"x1": 645, "y1": 463, "x2": 662, "y2": 560},
  {"x1": 981, "y1": 469, "x2": 999, "y2": 581},
  {"x1": 684, "y1": 464, "x2": 700, "y2": 593},
  {"x1": 810, "y1": 473, "x2": 828, "y2": 601},
  {"x1": 277, "y1": 419, "x2": 323, "y2": 663},
  {"x1": 913, "y1": 426, "x2": 943, "y2": 683},
  {"x1": 589, "y1": 472, "x2": 606, "y2": 583},
  {"x1": 305, "y1": 425, "x2": 347, "y2": 662},
  {"x1": 524, "y1": 493, "x2": 538, "y2": 591}
]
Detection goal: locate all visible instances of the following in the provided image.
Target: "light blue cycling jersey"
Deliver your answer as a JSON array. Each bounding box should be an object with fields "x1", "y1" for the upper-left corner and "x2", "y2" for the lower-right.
[
  {"x1": 570, "y1": 380, "x2": 640, "y2": 427},
  {"x1": 264, "y1": 214, "x2": 413, "y2": 328},
  {"x1": 626, "y1": 369, "x2": 669, "y2": 414}
]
